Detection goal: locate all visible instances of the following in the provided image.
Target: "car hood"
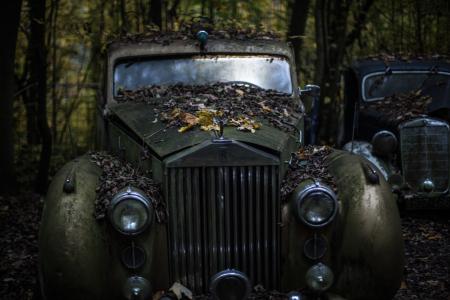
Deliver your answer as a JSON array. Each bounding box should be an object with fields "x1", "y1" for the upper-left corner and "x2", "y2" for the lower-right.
[{"x1": 108, "y1": 102, "x2": 300, "y2": 158}]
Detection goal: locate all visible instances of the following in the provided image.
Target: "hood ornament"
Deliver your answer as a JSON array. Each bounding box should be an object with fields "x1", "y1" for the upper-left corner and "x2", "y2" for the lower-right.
[
  {"x1": 196, "y1": 30, "x2": 208, "y2": 52},
  {"x1": 212, "y1": 116, "x2": 231, "y2": 143}
]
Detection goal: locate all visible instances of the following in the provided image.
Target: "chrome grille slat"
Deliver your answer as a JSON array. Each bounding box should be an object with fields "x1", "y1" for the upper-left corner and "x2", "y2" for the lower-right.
[
  {"x1": 271, "y1": 165, "x2": 279, "y2": 286},
  {"x1": 232, "y1": 166, "x2": 239, "y2": 269},
  {"x1": 208, "y1": 168, "x2": 217, "y2": 274},
  {"x1": 177, "y1": 169, "x2": 187, "y2": 282},
  {"x1": 167, "y1": 165, "x2": 280, "y2": 293},
  {"x1": 192, "y1": 168, "x2": 202, "y2": 289},
  {"x1": 224, "y1": 167, "x2": 232, "y2": 267},
  {"x1": 217, "y1": 167, "x2": 225, "y2": 270},
  {"x1": 255, "y1": 166, "x2": 262, "y2": 285},
  {"x1": 400, "y1": 118, "x2": 449, "y2": 194},
  {"x1": 263, "y1": 166, "x2": 269, "y2": 286},
  {"x1": 185, "y1": 168, "x2": 195, "y2": 289},
  {"x1": 247, "y1": 166, "x2": 254, "y2": 281}
]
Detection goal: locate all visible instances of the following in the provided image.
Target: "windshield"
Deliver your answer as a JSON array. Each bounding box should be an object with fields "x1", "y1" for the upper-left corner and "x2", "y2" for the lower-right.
[
  {"x1": 113, "y1": 55, "x2": 292, "y2": 95},
  {"x1": 362, "y1": 71, "x2": 450, "y2": 101}
]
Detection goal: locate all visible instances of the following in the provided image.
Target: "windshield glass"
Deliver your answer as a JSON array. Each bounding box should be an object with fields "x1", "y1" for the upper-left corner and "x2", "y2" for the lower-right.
[
  {"x1": 113, "y1": 55, "x2": 292, "y2": 95},
  {"x1": 363, "y1": 71, "x2": 450, "y2": 101}
]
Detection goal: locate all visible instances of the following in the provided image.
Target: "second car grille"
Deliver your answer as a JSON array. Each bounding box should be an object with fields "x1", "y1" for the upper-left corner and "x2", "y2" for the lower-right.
[
  {"x1": 400, "y1": 118, "x2": 449, "y2": 194},
  {"x1": 165, "y1": 165, "x2": 280, "y2": 294}
]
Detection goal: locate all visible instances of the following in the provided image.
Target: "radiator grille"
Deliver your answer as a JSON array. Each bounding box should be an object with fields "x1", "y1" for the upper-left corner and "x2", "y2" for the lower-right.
[
  {"x1": 400, "y1": 119, "x2": 449, "y2": 194},
  {"x1": 165, "y1": 165, "x2": 280, "y2": 294}
]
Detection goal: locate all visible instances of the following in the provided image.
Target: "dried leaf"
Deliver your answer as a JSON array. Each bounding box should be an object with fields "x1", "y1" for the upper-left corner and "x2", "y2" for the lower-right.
[{"x1": 117, "y1": 82, "x2": 303, "y2": 133}]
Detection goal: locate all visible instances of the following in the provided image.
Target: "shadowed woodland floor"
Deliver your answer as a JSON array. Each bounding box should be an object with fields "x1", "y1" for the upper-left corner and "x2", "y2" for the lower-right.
[{"x1": 0, "y1": 193, "x2": 448, "y2": 300}]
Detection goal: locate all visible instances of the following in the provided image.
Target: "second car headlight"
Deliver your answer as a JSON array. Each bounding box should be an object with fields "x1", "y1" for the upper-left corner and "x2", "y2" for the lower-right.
[
  {"x1": 293, "y1": 182, "x2": 337, "y2": 227},
  {"x1": 108, "y1": 187, "x2": 153, "y2": 235}
]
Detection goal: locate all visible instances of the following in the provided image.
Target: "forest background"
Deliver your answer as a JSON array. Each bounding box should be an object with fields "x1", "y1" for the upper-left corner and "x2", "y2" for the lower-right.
[{"x1": 1, "y1": 0, "x2": 450, "y2": 194}]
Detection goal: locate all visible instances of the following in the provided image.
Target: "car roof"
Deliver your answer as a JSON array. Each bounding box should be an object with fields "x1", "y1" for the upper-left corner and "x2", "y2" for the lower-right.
[
  {"x1": 350, "y1": 57, "x2": 450, "y2": 79},
  {"x1": 107, "y1": 39, "x2": 295, "y2": 62}
]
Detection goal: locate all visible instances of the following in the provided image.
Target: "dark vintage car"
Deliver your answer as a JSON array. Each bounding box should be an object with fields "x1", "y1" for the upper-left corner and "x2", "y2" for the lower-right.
[
  {"x1": 342, "y1": 57, "x2": 450, "y2": 208},
  {"x1": 39, "y1": 32, "x2": 403, "y2": 300}
]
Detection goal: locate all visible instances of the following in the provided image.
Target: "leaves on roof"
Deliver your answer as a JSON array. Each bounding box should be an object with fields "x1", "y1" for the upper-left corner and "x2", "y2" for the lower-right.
[{"x1": 108, "y1": 21, "x2": 281, "y2": 46}]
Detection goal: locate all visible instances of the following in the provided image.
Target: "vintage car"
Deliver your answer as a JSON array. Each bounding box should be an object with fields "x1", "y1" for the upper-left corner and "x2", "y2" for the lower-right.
[
  {"x1": 39, "y1": 31, "x2": 403, "y2": 300},
  {"x1": 341, "y1": 57, "x2": 450, "y2": 208}
]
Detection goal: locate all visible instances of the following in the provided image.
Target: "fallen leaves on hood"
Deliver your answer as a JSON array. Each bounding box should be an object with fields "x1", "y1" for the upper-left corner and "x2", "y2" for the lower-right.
[
  {"x1": 90, "y1": 152, "x2": 167, "y2": 223},
  {"x1": 281, "y1": 145, "x2": 337, "y2": 201},
  {"x1": 116, "y1": 82, "x2": 303, "y2": 134},
  {"x1": 361, "y1": 89, "x2": 432, "y2": 125}
]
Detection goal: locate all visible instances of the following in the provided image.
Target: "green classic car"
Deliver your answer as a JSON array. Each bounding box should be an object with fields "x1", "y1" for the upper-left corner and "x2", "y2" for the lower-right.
[{"x1": 39, "y1": 31, "x2": 403, "y2": 300}]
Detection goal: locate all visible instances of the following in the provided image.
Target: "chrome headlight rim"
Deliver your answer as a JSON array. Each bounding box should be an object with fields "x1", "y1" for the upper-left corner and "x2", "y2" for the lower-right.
[
  {"x1": 108, "y1": 186, "x2": 153, "y2": 236},
  {"x1": 371, "y1": 130, "x2": 398, "y2": 156},
  {"x1": 293, "y1": 182, "x2": 338, "y2": 228}
]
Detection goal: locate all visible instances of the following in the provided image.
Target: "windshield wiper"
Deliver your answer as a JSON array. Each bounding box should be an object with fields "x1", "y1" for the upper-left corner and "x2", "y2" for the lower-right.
[
  {"x1": 226, "y1": 81, "x2": 263, "y2": 89},
  {"x1": 367, "y1": 66, "x2": 392, "y2": 97}
]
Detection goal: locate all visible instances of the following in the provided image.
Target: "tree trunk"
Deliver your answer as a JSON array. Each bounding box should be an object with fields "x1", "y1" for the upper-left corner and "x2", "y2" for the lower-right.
[
  {"x1": 49, "y1": 0, "x2": 60, "y2": 140},
  {"x1": 288, "y1": 0, "x2": 311, "y2": 77},
  {"x1": 414, "y1": 0, "x2": 423, "y2": 53},
  {"x1": 120, "y1": 0, "x2": 130, "y2": 31},
  {"x1": 148, "y1": 0, "x2": 162, "y2": 29},
  {"x1": 29, "y1": 0, "x2": 52, "y2": 193},
  {"x1": 0, "y1": 0, "x2": 22, "y2": 194},
  {"x1": 314, "y1": 0, "x2": 375, "y2": 143},
  {"x1": 167, "y1": 0, "x2": 180, "y2": 28},
  {"x1": 209, "y1": 0, "x2": 215, "y2": 22}
]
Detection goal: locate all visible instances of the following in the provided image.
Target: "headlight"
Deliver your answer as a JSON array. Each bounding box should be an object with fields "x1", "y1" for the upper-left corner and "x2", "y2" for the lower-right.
[
  {"x1": 371, "y1": 130, "x2": 397, "y2": 157},
  {"x1": 292, "y1": 182, "x2": 337, "y2": 227},
  {"x1": 108, "y1": 187, "x2": 153, "y2": 235},
  {"x1": 305, "y1": 263, "x2": 334, "y2": 292}
]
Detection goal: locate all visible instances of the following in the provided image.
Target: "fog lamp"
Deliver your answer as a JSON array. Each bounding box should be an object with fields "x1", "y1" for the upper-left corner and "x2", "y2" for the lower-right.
[
  {"x1": 305, "y1": 263, "x2": 334, "y2": 292},
  {"x1": 371, "y1": 130, "x2": 397, "y2": 157},
  {"x1": 287, "y1": 291, "x2": 304, "y2": 300},
  {"x1": 293, "y1": 182, "x2": 337, "y2": 227},
  {"x1": 123, "y1": 276, "x2": 152, "y2": 300},
  {"x1": 108, "y1": 187, "x2": 153, "y2": 235},
  {"x1": 121, "y1": 244, "x2": 146, "y2": 269},
  {"x1": 210, "y1": 269, "x2": 251, "y2": 300},
  {"x1": 304, "y1": 234, "x2": 328, "y2": 260},
  {"x1": 421, "y1": 178, "x2": 435, "y2": 193},
  {"x1": 196, "y1": 30, "x2": 208, "y2": 49}
]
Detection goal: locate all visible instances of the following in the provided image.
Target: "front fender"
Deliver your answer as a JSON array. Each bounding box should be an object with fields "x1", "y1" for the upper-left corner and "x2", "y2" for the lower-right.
[
  {"x1": 328, "y1": 151, "x2": 404, "y2": 299},
  {"x1": 281, "y1": 150, "x2": 403, "y2": 299},
  {"x1": 39, "y1": 155, "x2": 109, "y2": 299}
]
